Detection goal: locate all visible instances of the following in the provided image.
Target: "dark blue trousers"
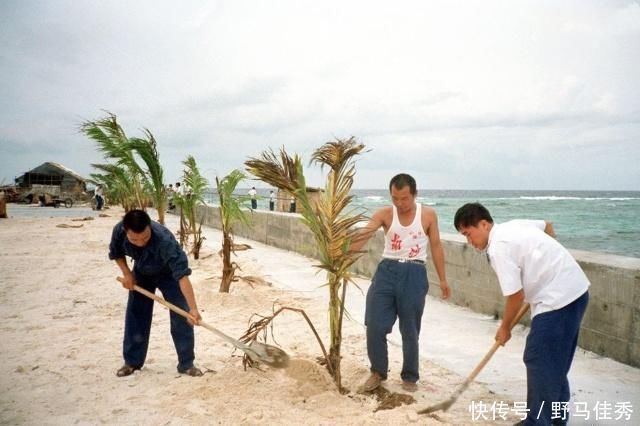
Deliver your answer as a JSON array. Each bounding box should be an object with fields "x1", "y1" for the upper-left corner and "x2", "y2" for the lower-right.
[
  {"x1": 365, "y1": 259, "x2": 428, "y2": 383},
  {"x1": 123, "y1": 272, "x2": 195, "y2": 371},
  {"x1": 524, "y1": 291, "x2": 589, "y2": 425}
]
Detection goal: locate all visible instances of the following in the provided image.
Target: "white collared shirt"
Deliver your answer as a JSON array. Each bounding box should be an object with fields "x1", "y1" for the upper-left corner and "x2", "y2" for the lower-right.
[{"x1": 487, "y1": 220, "x2": 590, "y2": 318}]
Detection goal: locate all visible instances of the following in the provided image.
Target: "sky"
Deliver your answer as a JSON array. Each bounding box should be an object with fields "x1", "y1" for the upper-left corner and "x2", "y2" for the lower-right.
[{"x1": 1, "y1": 0, "x2": 639, "y2": 190}]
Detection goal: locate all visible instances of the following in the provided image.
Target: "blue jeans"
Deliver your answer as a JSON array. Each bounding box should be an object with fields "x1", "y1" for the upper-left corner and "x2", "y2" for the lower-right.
[
  {"x1": 365, "y1": 258, "x2": 429, "y2": 383},
  {"x1": 123, "y1": 271, "x2": 195, "y2": 371},
  {"x1": 524, "y1": 291, "x2": 589, "y2": 425}
]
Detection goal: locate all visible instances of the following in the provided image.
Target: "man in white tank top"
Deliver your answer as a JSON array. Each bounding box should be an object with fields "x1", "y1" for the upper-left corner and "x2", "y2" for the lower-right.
[{"x1": 350, "y1": 174, "x2": 450, "y2": 393}]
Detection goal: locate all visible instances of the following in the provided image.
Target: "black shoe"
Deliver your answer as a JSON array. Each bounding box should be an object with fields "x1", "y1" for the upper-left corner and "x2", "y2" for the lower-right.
[
  {"x1": 177, "y1": 366, "x2": 203, "y2": 377},
  {"x1": 116, "y1": 364, "x2": 140, "y2": 377}
]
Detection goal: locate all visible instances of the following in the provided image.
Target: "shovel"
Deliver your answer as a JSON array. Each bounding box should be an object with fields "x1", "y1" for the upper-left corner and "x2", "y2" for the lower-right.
[
  {"x1": 417, "y1": 303, "x2": 530, "y2": 415},
  {"x1": 116, "y1": 277, "x2": 289, "y2": 368}
]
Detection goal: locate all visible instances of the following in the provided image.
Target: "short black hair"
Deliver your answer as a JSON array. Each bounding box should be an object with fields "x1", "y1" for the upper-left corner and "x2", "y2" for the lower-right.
[
  {"x1": 123, "y1": 209, "x2": 151, "y2": 233},
  {"x1": 389, "y1": 173, "x2": 417, "y2": 195},
  {"x1": 454, "y1": 203, "x2": 494, "y2": 230}
]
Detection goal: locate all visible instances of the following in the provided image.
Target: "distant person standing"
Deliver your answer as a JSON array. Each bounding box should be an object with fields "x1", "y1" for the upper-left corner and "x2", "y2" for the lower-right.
[
  {"x1": 269, "y1": 190, "x2": 276, "y2": 211},
  {"x1": 248, "y1": 187, "x2": 258, "y2": 210},
  {"x1": 166, "y1": 184, "x2": 175, "y2": 211},
  {"x1": 289, "y1": 195, "x2": 296, "y2": 213},
  {"x1": 109, "y1": 209, "x2": 203, "y2": 377},
  {"x1": 95, "y1": 185, "x2": 104, "y2": 211},
  {"x1": 454, "y1": 202, "x2": 590, "y2": 426},
  {"x1": 175, "y1": 182, "x2": 184, "y2": 196}
]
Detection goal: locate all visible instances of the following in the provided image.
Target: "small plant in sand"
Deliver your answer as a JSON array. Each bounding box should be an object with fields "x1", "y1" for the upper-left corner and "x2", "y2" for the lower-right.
[
  {"x1": 173, "y1": 156, "x2": 208, "y2": 259},
  {"x1": 88, "y1": 164, "x2": 136, "y2": 211},
  {"x1": 245, "y1": 138, "x2": 367, "y2": 390},
  {"x1": 81, "y1": 112, "x2": 167, "y2": 223},
  {"x1": 215, "y1": 169, "x2": 251, "y2": 293}
]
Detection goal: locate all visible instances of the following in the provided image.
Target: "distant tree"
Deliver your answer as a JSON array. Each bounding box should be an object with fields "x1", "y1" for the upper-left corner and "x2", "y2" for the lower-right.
[
  {"x1": 173, "y1": 156, "x2": 208, "y2": 259},
  {"x1": 215, "y1": 169, "x2": 251, "y2": 293},
  {"x1": 245, "y1": 138, "x2": 367, "y2": 390}
]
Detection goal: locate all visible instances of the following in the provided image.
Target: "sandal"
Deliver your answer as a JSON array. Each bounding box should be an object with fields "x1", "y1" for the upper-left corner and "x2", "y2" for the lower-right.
[
  {"x1": 116, "y1": 364, "x2": 140, "y2": 377},
  {"x1": 178, "y1": 366, "x2": 203, "y2": 377}
]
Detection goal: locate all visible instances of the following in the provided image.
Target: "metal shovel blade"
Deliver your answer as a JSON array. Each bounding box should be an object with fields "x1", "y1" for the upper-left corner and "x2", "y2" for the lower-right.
[
  {"x1": 245, "y1": 340, "x2": 290, "y2": 368},
  {"x1": 198, "y1": 321, "x2": 290, "y2": 368}
]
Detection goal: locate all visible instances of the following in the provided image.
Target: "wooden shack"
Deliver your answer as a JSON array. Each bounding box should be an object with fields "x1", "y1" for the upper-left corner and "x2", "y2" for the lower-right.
[{"x1": 15, "y1": 162, "x2": 87, "y2": 198}]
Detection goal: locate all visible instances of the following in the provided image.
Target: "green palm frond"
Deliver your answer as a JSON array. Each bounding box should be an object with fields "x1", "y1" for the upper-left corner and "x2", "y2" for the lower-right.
[
  {"x1": 128, "y1": 130, "x2": 166, "y2": 222},
  {"x1": 81, "y1": 112, "x2": 152, "y2": 212},
  {"x1": 81, "y1": 112, "x2": 138, "y2": 170},
  {"x1": 89, "y1": 163, "x2": 136, "y2": 210},
  {"x1": 181, "y1": 155, "x2": 208, "y2": 204},
  {"x1": 216, "y1": 169, "x2": 250, "y2": 231}
]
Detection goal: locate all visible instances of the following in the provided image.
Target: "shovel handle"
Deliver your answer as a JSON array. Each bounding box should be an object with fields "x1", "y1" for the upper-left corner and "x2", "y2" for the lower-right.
[
  {"x1": 464, "y1": 303, "x2": 530, "y2": 385},
  {"x1": 116, "y1": 277, "x2": 251, "y2": 351},
  {"x1": 116, "y1": 277, "x2": 197, "y2": 322}
]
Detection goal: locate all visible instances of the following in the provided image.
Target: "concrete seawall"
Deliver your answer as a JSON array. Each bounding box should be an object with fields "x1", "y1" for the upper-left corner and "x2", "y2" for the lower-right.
[{"x1": 193, "y1": 205, "x2": 640, "y2": 367}]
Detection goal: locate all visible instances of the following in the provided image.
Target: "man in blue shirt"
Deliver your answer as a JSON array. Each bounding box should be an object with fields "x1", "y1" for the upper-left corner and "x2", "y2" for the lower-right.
[{"x1": 109, "y1": 209, "x2": 203, "y2": 377}]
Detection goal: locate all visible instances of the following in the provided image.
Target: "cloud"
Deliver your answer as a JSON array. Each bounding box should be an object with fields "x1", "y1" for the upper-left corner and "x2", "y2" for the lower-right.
[{"x1": 0, "y1": 0, "x2": 638, "y2": 189}]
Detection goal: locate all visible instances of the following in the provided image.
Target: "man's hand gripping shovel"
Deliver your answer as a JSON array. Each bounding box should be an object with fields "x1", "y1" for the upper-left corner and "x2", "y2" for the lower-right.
[{"x1": 117, "y1": 277, "x2": 289, "y2": 368}]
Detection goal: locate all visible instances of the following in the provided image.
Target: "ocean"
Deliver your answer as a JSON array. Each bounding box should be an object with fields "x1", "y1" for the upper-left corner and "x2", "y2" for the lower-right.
[
  {"x1": 208, "y1": 189, "x2": 640, "y2": 259},
  {"x1": 7, "y1": 189, "x2": 636, "y2": 258}
]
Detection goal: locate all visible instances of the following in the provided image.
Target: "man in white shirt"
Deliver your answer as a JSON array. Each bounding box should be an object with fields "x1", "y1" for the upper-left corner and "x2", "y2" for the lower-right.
[
  {"x1": 95, "y1": 185, "x2": 104, "y2": 211},
  {"x1": 269, "y1": 190, "x2": 276, "y2": 211},
  {"x1": 454, "y1": 202, "x2": 589, "y2": 426},
  {"x1": 248, "y1": 187, "x2": 258, "y2": 210}
]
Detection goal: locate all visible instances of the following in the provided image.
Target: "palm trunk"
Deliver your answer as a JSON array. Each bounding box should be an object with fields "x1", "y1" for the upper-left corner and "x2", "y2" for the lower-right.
[
  {"x1": 328, "y1": 274, "x2": 343, "y2": 389},
  {"x1": 179, "y1": 208, "x2": 187, "y2": 248},
  {"x1": 219, "y1": 231, "x2": 234, "y2": 292},
  {"x1": 157, "y1": 202, "x2": 165, "y2": 225}
]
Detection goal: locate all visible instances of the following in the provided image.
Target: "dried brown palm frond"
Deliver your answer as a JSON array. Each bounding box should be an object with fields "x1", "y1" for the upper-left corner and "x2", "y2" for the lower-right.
[{"x1": 245, "y1": 147, "x2": 301, "y2": 194}]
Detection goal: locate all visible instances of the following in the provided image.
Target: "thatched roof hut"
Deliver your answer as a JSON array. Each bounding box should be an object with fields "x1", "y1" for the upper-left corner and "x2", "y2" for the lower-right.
[{"x1": 15, "y1": 162, "x2": 87, "y2": 194}]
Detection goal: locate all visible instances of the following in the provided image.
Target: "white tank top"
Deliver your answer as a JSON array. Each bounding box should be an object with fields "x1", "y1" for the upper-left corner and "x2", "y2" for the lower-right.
[{"x1": 382, "y1": 203, "x2": 428, "y2": 261}]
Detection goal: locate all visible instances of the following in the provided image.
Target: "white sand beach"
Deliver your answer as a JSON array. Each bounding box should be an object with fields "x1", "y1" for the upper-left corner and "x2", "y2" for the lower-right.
[{"x1": 1, "y1": 208, "x2": 638, "y2": 425}]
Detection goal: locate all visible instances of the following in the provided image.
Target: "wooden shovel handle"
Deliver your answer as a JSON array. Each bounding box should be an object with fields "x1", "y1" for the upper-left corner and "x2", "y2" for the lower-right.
[
  {"x1": 116, "y1": 277, "x2": 196, "y2": 322},
  {"x1": 464, "y1": 303, "x2": 530, "y2": 385}
]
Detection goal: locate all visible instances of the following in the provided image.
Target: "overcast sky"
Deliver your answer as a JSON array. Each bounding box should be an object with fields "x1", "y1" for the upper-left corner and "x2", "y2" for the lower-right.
[{"x1": 1, "y1": 0, "x2": 639, "y2": 190}]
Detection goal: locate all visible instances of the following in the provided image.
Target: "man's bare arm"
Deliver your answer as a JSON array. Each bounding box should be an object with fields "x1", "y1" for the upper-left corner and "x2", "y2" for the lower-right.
[
  {"x1": 349, "y1": 209, "x2": 386, "y2": 254},
  {"x1": 544, "y1": 221, "x2": 556, "y2": 238},
  {"x1": 425, "y1": 209, "x2": 450, "y2": 299}
]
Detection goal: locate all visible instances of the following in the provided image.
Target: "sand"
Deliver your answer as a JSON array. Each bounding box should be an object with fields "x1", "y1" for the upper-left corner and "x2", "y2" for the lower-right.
[{"x1": 0, "y1": 207, "x2": 638, "y2": 425}]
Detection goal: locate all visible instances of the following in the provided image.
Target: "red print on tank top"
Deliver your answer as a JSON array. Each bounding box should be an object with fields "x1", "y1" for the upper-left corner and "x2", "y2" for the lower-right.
[
  {"x1": 391, "y1": 233, "x2": 402, "y2": 250},
  {"x1": 408, "y1": 244, "x2": 420, "y2": 258}
]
